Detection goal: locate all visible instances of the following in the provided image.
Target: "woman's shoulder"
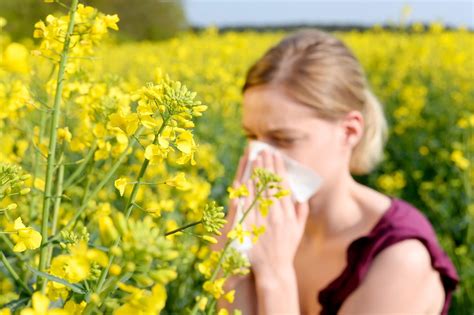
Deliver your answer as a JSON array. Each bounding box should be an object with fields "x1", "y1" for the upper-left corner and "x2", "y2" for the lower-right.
[
  {"x1": 368, "y1": 196, "x2": 460, "y2": 287},
  {"x1": 369, "y1": 197, "x2": 450, "y2": 259},
  {"x1": 318, "y1": 195, "x2": 460, "y2": 315},
  {"x1": 376, "y1": 197, "x2": 437, "y2": 235}
]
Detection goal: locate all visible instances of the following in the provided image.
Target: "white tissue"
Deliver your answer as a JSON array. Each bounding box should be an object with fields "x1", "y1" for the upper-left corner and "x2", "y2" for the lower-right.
[{"x1": 229, "y1": 140, "x2": 323, "y2": 258}]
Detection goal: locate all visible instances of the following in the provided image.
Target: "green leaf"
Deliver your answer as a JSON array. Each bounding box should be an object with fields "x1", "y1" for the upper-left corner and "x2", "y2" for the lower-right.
[{"x1": 27, "y1": 266, "x2": 86, "y2": 294}]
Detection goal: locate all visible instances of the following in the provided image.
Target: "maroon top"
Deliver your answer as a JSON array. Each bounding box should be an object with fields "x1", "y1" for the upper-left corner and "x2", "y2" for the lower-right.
[{"x1": 317, "y1": 196, "x2": 460, "y2": 315}]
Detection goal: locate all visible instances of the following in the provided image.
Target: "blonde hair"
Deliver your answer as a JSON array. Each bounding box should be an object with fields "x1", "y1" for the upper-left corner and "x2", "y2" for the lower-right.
[{"x1": 242, "y1": 28, "x2": 388, "y2": 175}]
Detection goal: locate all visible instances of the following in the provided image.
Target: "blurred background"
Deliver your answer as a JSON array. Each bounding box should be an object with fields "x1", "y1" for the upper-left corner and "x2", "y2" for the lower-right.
[
  {"x1": 1, "y1": 0, "x2": 472, "y2": 40},
  {"x1": 0, "y1": 0, "x2": 472, "y2": 314}
]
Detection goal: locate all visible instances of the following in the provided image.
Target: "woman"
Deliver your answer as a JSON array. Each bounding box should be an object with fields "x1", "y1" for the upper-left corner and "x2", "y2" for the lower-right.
[{"x1": 212, "y1": 28, "x2": 459, "y2": 314}]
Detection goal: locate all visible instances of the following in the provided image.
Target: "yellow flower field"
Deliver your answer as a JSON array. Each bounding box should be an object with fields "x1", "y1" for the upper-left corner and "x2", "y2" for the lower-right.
[{"x1": 0, "y1": 1, "x2": 472, "y2": 314}]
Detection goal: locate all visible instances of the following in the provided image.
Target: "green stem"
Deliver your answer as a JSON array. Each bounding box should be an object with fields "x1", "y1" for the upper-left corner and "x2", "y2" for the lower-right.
[
  {"x1": 37, "y1": 0, "x2": 79, "y2": 292},
  {"x1": 47, "y1": 126, "x2": 145, "y2": 244},
  {"x1": 68, "y1": 160, "x2": 94, "y2": 233},
  {"x1": 46, "y1": 156, "x2": 65, "y2": 269},
  {"x1": 0, "y1": 234, "x2": 26, "y2": 262},
  {"x1": 29, "y1": 110, "x2": 48, "y2": 220},
  {"x1": 164, "y1": 220, "x2": 202, "y2": 236},
  {"x1": 62, "y1": 141, "x2": 97, "y2": 189},
  {"x1": 95, "y1": 121, "x2": 168, "y2": 291},
  {"x1": 83, "y1": 121, "x2": 169, "y2": 315},
  {"x1": 0, "y1": 251, "x2": 32, "y2": 295}
]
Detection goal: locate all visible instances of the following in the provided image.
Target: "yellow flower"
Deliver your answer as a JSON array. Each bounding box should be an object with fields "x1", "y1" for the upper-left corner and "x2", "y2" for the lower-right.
[
  {"x1": 114, "y1": 283, "x2": 166, "y2": 315},
  {"x1": 223, "y1": 289, "x2": 235, "y2": 303},
  {"x1": 196, "y1": 296, "x2": 208, "y2": 311},
  {"x1": 227, "y1": 184, "x2": 249, "y2": 199},
  {"x1": 258, "y1": 198, "x2": 273, "y2": 217},
  {"x1": 192, "y1": 105, "x2": 208, "y2": 117},
  {"x1": 227, "y1": 224, "x2": 250, "y2": 244},
  {"x1": 103, "y1": 14, "x2": 120, "y2": 30},
  {"x1": 2, "y1": 43, "x2": 29, "y2": 73},
  {"x1": 376, "y1": 171, "x2": 406, "y2": 193},
  {"x1": 202, "y1": 235, "x2": 218, "y2": 244},
  {"x1": 109, "y1": 111, "x2": 139, "y2": 136},
  {"x1": 175, "y1": 149, "x2": 197, "y2": 166},
  {"x1": 114, "y1": 177, "x2": 128, "y2": 196},
  {"x1": 63, "y1": 300, "x2": 86, "y2": 314},
  {"x1": 48, "y1": 241, "x2": 107, "y2": 289},
  {"x1": 175, "y1": 130, "x2": 197, "y2": 165},
  {"x1": 158, "y1": 134, "x2": 170, "y2": 149},
  {"x1": 176, "y1": 130, "x2": 195, "y2": 154},
  {"x1": 451, "y1": 150, "x2": 470, "y2": 170},
  {"x1": 250, "y1": 224, "x2": 266, "y2": 244},
  {"x1": 203, "y1": 278, "x2": 226, "y2": 299},
  {"x1": 98, "y1": 216, "x2": 119, "y2": 245},
  {"x1": 273, "y1": 188, "x2": 290, "y2": 199},
  {"x1": 20, "y1": 292, "x2": 67, "y2": 315},
  {"x1": 46, "y1": 280, "x2": 68, "y2": 302},
  {"x1": 57, "y1": 127, "x2": 72, "y2": 143},
  {"x1": 418, "y1": 146, "x2": 429, "y2": 156},
  {"x1": 109, "y1": 264, "x2": 122, "y2": 276},
  {"x1": 50, "y1": 255, "x2": 89, "y2": 284},
  {"x1": 217, "y1": 309, "x2": 229, "y2": 315},
  {"x1": 12, "y1": 217, "x2": 42, "y2": 252},
  {"x1": 144, "y1": 144, "x2": 169, "y2": 165},
  {"x1": 165, "y1": 172, "x2": 190, "y2": 190}
]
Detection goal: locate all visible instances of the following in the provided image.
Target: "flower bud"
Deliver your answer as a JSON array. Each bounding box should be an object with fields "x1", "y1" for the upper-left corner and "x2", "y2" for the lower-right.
[
  {"x1": 134, "y1": 274, "x2": 154, "y2": 287},
  {"x1": 110, "y1": 246, "x2": 122, "y2": 257},
  {"x1": 109, "y1": 264, "x2": 122, "y2": 276},
  {"x1": 124, "y1": 262, "x2": 136, "y2": 272},
  {"x1": 98, "y1": 216, "x2": 118, "y2": 246},
  {"x1": 6, "y1": 203, "x2": 17, "y2": 211}
]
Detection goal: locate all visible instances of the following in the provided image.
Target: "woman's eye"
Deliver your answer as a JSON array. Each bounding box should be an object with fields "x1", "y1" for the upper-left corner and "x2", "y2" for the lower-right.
[
  {"x1": 275, "y1": 138, "x2": 295, "y2": 145},
  {"x1": 243, "y1": 134, "x2": 297, "y2": 145}
]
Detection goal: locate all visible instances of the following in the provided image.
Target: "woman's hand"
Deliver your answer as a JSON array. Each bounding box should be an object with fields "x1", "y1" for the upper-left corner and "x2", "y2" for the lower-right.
[
  {"x1": 212, "y1": 145, "x2": 259, "y2": 315},
  {"x1": 245, "y1": 149, "x2": 310, "y2": 278},
  {"x1": 240, "y1": 149, "x2": 308, "y2": 314}
]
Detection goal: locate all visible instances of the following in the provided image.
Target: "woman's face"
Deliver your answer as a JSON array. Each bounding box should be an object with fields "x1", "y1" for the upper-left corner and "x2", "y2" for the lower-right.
[{"x1": 242, "y1": 85, "x2": 361, "y2": 183}]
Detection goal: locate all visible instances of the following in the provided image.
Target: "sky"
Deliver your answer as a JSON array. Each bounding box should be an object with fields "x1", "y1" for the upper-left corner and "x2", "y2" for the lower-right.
[{"x1": 183, "y1": 0, "x2": 474, "y2": 29}]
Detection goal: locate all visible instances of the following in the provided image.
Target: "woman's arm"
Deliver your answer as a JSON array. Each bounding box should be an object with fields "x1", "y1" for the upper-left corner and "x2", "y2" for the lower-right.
[
  {"x1": 210, "y1": 229, "x2": 258, "y2": 314},
  {"x1": 253, "y1": 265, "x2": 301, "y2": 315},
  {"x1": 216, "y1": 270, "x2": 258, "y2": 314}
]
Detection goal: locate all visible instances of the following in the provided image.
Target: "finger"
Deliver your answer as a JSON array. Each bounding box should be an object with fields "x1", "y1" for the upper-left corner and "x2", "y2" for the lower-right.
[
  {"x1": 273, "y1": 151, "x2": 288, "y2": 180},
  {"x1": 262, "y1": 150, "x2": 278, "y2": 196},
  {"x1": 243, "y1": 178, "x2": 254, "y2": 209},
  {"x1": 246, "y1": 179, "x2": 259, "y2": 229},
  {"x1": 233, "y1": 145, "x2": 251, "y2": 184},
  {"x1": 254, "y1": 154, "x2": 267, "y2": 198},
  {"x1": 271, "y1": 152, "x2": 296, "y2": 221},
  {"x1": 254, "y1": 203, "x2": 264, "y2": 227},
  {"x1": 273, "y1": 151, "x2": 292, "y2": 196},
  {"x1": 253, "y1": 154, "x2": 263, "y2": 180},
  {"x1": 242, "y1": 178, "x2": 255, "y2": 229},
  {"x1": 262, "y1": 149, "x2": 275, "y2": 172},
  {"x1": 255, "y1": 151, "x2": 278, "y2": 225}
]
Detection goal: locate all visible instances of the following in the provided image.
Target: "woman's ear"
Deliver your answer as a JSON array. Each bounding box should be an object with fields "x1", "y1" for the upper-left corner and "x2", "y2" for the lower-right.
[{"x1": 340, "y1": 110, "x2": 364, "y2": 149}]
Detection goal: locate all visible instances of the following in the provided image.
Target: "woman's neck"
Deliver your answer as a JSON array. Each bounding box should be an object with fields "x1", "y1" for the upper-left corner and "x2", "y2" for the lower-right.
[{"x1": 304, "y1": 173, "x2": 367, "y2": 245}]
